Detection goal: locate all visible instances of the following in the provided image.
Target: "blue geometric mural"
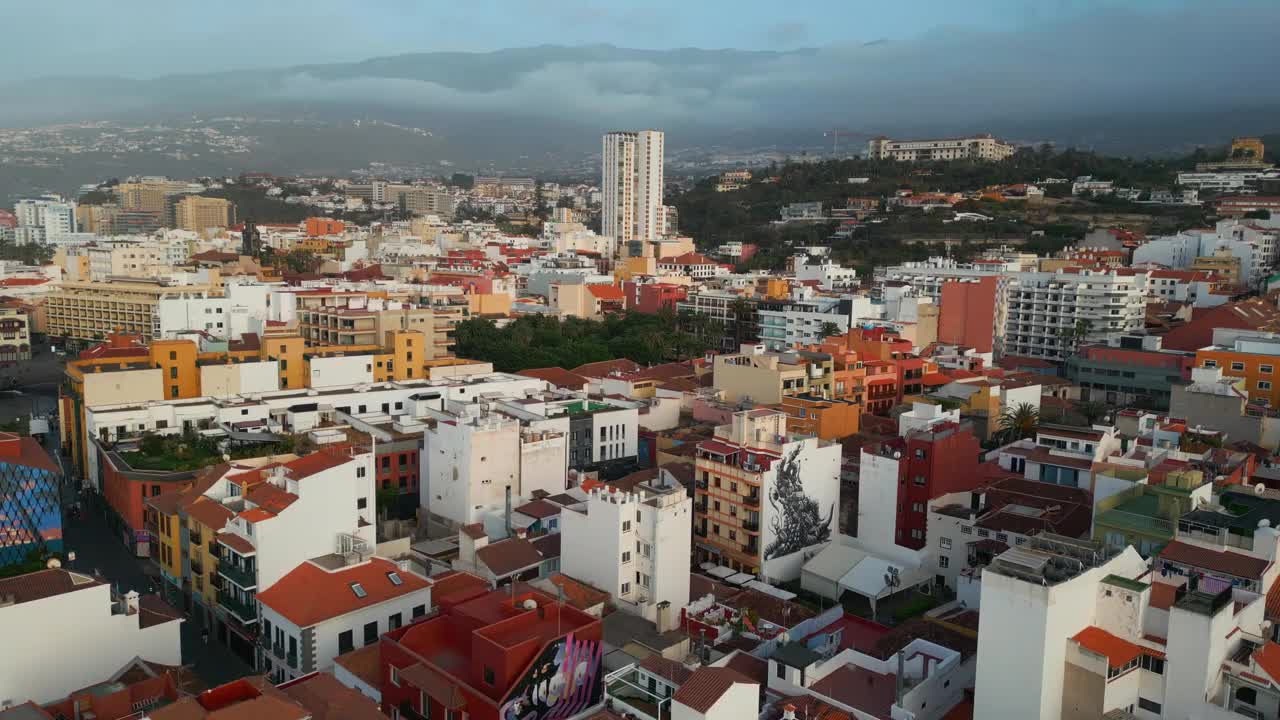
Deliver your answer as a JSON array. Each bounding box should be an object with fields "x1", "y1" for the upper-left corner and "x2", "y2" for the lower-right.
[{"x1": 0, "y1": 446, "x2": 63, "y2": 568}]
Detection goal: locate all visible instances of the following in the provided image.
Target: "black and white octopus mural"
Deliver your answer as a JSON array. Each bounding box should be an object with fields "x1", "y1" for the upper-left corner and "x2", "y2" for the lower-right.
[{"x1": 763, "y1": 446, "x2": 835, "y2": 560}]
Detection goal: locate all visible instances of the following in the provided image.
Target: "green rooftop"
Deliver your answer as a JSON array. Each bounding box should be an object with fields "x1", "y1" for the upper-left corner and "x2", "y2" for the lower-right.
[
  {"x1": 1095, "y1": 494, "x2": 1175, "y2": 538},
  {"x1": 1101, "y1": 574, "x2": 1149, "y2": 593},
  {"x1": 560, "y1": 400, "x2": 612, "y2": 415}
]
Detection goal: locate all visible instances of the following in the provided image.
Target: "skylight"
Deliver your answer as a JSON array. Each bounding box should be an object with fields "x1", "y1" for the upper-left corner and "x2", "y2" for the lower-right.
[
  {"x1": 388, "y1": 572, "x2": 403, "y2": 586},
  {"x1": 351, "y1": 582, "x2": 367, "y2": 598}
]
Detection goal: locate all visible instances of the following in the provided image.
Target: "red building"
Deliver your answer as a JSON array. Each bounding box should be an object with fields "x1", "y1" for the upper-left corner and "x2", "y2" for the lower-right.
[
  {"x1": 877, "y1": 422, "x2": 982, "y2": 551},
  {"x1": 624, "y1": 281, "x2": 689, "y2": 314},
  {"x1": 862, "y1": 361, "x2": 899, "y2": 415},
  {"x1": 379, "y1": 581, "x2": 605, "y2": 720},
  {"x1": 938, "y1": 277, "x2": 1000, "y2": 353},
  {"x1": 305, "y1": 217, "x2": 346, "y2": 236}
]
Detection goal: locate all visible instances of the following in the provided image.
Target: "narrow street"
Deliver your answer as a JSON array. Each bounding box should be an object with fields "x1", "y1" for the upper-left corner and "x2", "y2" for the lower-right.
[{"x1": 61, "y1": 501, "x2": 256, "y2": 686}]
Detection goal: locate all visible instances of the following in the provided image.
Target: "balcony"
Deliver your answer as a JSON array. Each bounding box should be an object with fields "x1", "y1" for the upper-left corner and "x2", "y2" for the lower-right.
[
  {"x1": 189, "y1": 558, "x2": 204, "y2": 576},
  {"x1": 218, "y1": 590, "x2": 258, "y2": 624},
  {"x1": 218, "y1": 562, "x2": 257, "y2": 590},
  {"x1": 742, "y1": 519, "x2": 761, "y2": 533},
  {"x1": 189, "y1": 528, "x2": 203, "y2": 545},
  {"x1": 744, "y1": 491, "x2": 761, "y2": 508}
]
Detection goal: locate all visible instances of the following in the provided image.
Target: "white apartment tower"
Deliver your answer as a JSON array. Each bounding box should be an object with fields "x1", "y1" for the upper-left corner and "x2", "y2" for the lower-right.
[
  {"x1": 560, "y1": 479, "x2": 692, "y2": 632},
  {"x1": 602, "y1": 130, "x2": 665, "y2": 256}
]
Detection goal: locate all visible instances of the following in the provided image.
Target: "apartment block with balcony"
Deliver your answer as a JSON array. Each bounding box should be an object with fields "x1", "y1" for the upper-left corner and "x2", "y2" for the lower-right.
[
  {"x1": 1003, "y1": 269, "x2": 1150, "y2": 361},
  {"x1": 868, "y1": 134, "x2": 1015, "y2": 162},
  {"x1": 256, "y1": 556, "x2": 432, "y2": 684},
  {"x1": 694, "y1": 409, "x2": 840, "y2": 581},
  {"x1": 713, "y1": 344, "x2": 835, "y2": 406},
  {"x1": 47, "y1": 280, "x2": 218, "y2": 343},
  {"x1": 1195, "y1": 329, "x2": 1280, "y2": 410},
  {"x1": 560, "y1": 477, "x2": 691, "y2": 632}
]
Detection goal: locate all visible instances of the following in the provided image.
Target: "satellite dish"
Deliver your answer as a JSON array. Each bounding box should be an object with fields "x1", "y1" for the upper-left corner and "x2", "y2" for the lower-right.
[
  {"x1": 46, "y1": 558, "x2": 62, "y2": 569},
  {"x1": 1258, "y1": 484, "x2": 1268, "y2": 496},
  {"x1": 223, "y1": 453, "x2": 231, "y2": 462},
  {"x1": 893, "y1": 451, "x2": 902, "y2": 459}
]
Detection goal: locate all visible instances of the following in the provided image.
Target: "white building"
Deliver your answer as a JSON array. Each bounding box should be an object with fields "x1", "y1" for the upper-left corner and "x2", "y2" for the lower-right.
[
  {"x1": 420, "y1": 392, "x2": 587, "y2": 529},
  {"x1": 14, "y1": 197, "x2": 77, "y2": 245},
  {"x1": 975, "y1": 516, "x2": 1280, "y2": 720},
  {"x1": 560, "y1": 479, "x2": 691, "y2": 632},
  {"x1": 1004, "y1": 269, "x2": 1150, "y2": 360},
  {"x1": 255, "y1": 555, "x2": 432, "y2": 684},
  {"x1": 211, "y1": 451, "x2": 377, "y2": 624},
  {"x1": 794, "y1": 256, "x2": 859, "y2": 290},
  {"x1": 603, "y1": 130, "x2": 665, "y2": 255},
  {"x1": 868, "y1": 134, "x2": 1015, "y2": 162},
  {"x1": 756, "y1": 291, "x2": 861, "y2": 351},
  {"x1": 158, "y1": 296, "x2": 230, "y2": 338},
  {"x1": 0, "y1": 569, "x2": 182, "y2": 706},
  {"x1": 671, "y1": 667, "x2": 760, "y2": 720}
]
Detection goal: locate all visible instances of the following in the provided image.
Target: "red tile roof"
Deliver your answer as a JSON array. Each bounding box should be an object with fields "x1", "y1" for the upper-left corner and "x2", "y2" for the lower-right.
[
  {"x1": 217, "y1": 532, "x2": 255, "y2": 554},
  {"x1": 1071, "y1": 626, "x2": 1145, "y2": 668},
  {"x1": 0, "y1": 569, "x2": 103, "y2": 606},
  {"x1": 545, "y1": 573, "x2": 610, "y2": 610},
  {"x1": 672, "y1": 667, "x2": 755, "y2": 714},
  {"x1": 257, "y1": 557, "x2": 430, "y2": 627},
  {"x1": 640, "y1": 655, "x2": 696, "y2": 686},
  {"x1": 284, "y1": 451, "x2": 350, "y2": 480},
  {"x1": 334, "y1": 643, "x2": 382, "y2": 689},
  {"x1": 1160, "y1": 541, "x2": 1270, "y2": 579},
  {"x1": 587, "y1": 284, "x2": 625, "y2": 301},
  {"x1": 278, "y1": 670, "x2": 387, "y2": 720},
  {"x1": 572, "y1": 359, "x2": 643, "y2": 377},
  {"x1": 1150, "y1": 582, "x2": 1179, "y2": 611},
  {"x1": 517, "y1": 367, "x2": 590, "y2": 389},
  {"x1": 475, "y1": 537, "x2": 546, "y2": 577},
  {"x1": 513, "y1": 499, "x2": 562, "y2": 519},
  {"x1": 1253, "y1": 642, "x2": 1280, "y2": 684},
  {"x1": 810, "y1": 664, "x2": 895, "y2": 719}
]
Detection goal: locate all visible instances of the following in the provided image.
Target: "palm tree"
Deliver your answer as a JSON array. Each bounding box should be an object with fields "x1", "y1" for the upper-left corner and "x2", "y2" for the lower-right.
[
  {"x1": 997, "y1": 402, "x2": 1040, "y2": 442},
  {"x1": 1077, "y1": 400, "x2": 1110, "y2": 426}
]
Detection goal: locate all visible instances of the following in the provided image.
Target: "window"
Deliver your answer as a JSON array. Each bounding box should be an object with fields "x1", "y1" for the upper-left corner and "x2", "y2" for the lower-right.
[
  {"x1": 1260, "y1": 381, "x2": 1273, "y2": 391},
  {"x1": 961, "y1": 525, "x2": 973, "y2": 535},
  {"x1": 338, "y1": 630, "x2": 354, "y2": 654},
  {"x1": 169, "y1": 351, "x2": 177, "y2": 360},
  {"x1": 388, "y1": 572, "x2": 403, "y2": 586},
  {"x1": 939, "y1": 556, "x2": 950, "y2": 568},
  {"x1": 357, "y1": 466, "x2": 366, "y2": 478},
  {"x1": 1262, "y1": 365, "x2": 1274, "y2": 374},
  {"x1": 1140, "y1": 655, "x2": 1164, "y2": 675},
  {"x1": 911, "y1": 502, "x2": 924, "y2": 512},
  {"x1": 1236, "y1": 686, "x2": 1258, "y2": 706},
  {"x1": 939, "y1": 537, "x2": 951, "y2": 550},
  {"x1": 412, "y1": 604, "x2": 426, "y2": 619},
  {"x1": 171, "y1": 386, "x2": 179, "y2": 398},
  {"x1": 357, "y1": 498, "x2": 368, "y2": 510},
  {"x1": 351, "y1": 583, "x2": 368, "y2": 598},
  {"x1": 364, "y1": 621, "x2": 378, "y2": 645},
  {"x1": 621, "y1": 551, "x2": 631, "y2": 564},
  {"x1": 620, "y1": 582, "x2": 631, "y2": 595},
  {"x1": 910, "y1": 529, "x2": 924, "y2": 539},
  {"x1": 484, "y1": 666, "x2": 496, "y2": 685},
  {"x1": 776, "y1": 662, "x2": 786, "y2": 679},
  {"x1": 1138, "y1": 698, "x2": 1161, "y2": 714},
  {"x1": 1203, "y1": 359, "x2": 1217, "y2": 368},
  {"x1": 169, "y1": 367, "x2": 178, "y2": 379},
  {"x1": 914, "y1": 449, "x2": 926, "y2": 459},
  {"x1": 913, "y1": 475, "x2": 926, "y2": 486},
  {"x1": 389, "y1": 612, "x2": 402, "y2": 630},
  {"x1": 390, "y1": 666, "x2": 400, "y2": 687}
]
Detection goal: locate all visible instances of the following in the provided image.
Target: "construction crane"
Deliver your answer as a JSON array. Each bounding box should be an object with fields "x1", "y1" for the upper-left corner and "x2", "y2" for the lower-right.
[{"x1": 824, "y1": 129, "x2": 876, "y2": 156}]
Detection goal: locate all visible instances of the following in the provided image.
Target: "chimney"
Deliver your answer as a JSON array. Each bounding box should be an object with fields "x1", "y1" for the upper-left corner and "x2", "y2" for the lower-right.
[
  {"x1": 505, "y1": 485, "x2": 513, "y2": 536},
  {"x1": 125, "y1": 590, "x2": 140, "y2": 614},
  {"x1": 782, "y1": 705, "x2": 797, "y2": 720},
  {"x1": 895, "y1": 650, "x2": 905, "y2": 704}
]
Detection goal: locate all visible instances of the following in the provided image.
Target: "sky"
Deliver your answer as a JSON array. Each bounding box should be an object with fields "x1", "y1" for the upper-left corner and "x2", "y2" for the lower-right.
[{"x1": 3, "y1": 0, "x2": 1206, "y2": 80}]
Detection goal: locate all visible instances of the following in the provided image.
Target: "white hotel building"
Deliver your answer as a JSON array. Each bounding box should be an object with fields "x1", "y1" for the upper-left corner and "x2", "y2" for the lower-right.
[
  {"x1": 868, "y1": 134, "x2": 1015, "y2": 162},
  {"x1": 1003, "y1": 268, "x2": 1150, "y2": 361}
]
